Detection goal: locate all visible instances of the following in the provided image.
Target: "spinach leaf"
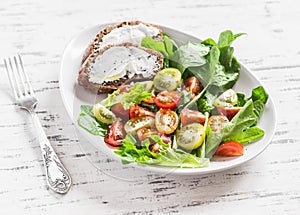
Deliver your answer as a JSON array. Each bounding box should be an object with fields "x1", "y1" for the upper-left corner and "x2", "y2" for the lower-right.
[
  {"x1": 176, "y1": 90, "x2": 192, "y2": 112},
  {"x1": 236, "y1": 93, "x2": 247, "y2": 107},
  {"x1": 251, "y1": 86, "x2": 269, "y2": 104},
  {"x1": 217, "y1": 30, "x2": 245, "y2": 48},
  {"x1": 77, "y1": 105, "x2": 108, "y2": 136},
  {"x1": 141, "y1": 35, "x2": 177, "y2": 68},
  {"x1": 223, "y1": 126, "x2": 264, "y2": 144},
  {"x1": 171, "y1": 42, "x2": 210, "y2": 73},
  {"x1": 217, "y1": 30, "x2": 245, "y2": 74},
  {"x1": 201, "y1": 38, "x2": 217, "y2": 46}
]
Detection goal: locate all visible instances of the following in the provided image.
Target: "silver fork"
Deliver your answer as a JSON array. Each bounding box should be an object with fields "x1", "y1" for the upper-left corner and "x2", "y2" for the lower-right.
[{"x1": 4, "y1": 55, "x2": 72, "y2": 194}]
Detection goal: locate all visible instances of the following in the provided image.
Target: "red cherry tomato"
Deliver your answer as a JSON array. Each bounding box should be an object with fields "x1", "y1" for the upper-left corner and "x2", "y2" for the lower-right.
[
  {"x1": 155, "y1": 91, "x2": 181, "y2": 109},
  {"x1": 183, "y1": 77, "x2": 203, "y2": 98},
  {"x1": 180, "y1": 109, "x2": 206, "y2": 126},
  {"x1": 217, "y1": 107, "x2": 242, "y2": 121},
  {"x1": 214, "y1": 141, "x2": 244, "y2": 157},
  {"x1": 129, "y1": 105, "x2": 155, "y2": 119},
  {"x1": 155, "y1": 108, "x2": 179, "y2": 134},
  {"x1": 104, "y1": 120, "x2": 126, "y2": 147},
  {"x1": 111, "y1": 103, "x2": 129, "y2": 121}
]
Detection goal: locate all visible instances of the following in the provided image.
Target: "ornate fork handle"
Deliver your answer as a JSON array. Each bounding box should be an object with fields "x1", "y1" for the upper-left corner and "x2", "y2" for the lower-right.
[{"x1": 29, "y1": 109, "x2": 72, "y2": 194}]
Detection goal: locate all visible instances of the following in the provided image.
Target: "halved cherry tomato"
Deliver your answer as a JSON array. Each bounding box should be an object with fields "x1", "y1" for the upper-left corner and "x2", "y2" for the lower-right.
[
  {"x1": 214, "y1": 141, "x2": 244, "y2": 157},
  {"x1": 155, "y1": 108, "x2": 179, "y2": 134},
  {"x1": 137, "y1": 128, "x2": 159, "y2": 142},
  {"x1": 129, "y1": 105, "x2": 155, "y2": 119},
  {"x1": 207, "y1": 115, "x2": 229, "y2": 133},
  {"x1": 93, "y1": 103, "x2": 117, "y2": 124},
  {"x1": 155, "y1": 91, "x2": 181, "y2": 109},
  {"x1": 176, "y1": 123, "x2": 205, "y2": 150},
  {"x1": 217, "y1": 107, "x2": 242, "y2": 121},
  {"x1": 183, "y1": 77, "x2": 203, "y2": 98},
  {"x1": 104, "y1": 120, "x2": 126, "y2": 147},
  {"x1": 124, "y1": 116, "x2": 155, "y2": 135},
  {"x1": 180, "y1": 109, "x2": 206, "y2": 126},
  {"x1": 111, "y1": 103, "x2": 129, "y2": 121}
]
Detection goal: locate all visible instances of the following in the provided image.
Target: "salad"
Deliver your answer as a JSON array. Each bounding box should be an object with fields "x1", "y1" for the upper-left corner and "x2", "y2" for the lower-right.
[{"x1": 78, "y1": 30, "x2": 269, "y2": 168}]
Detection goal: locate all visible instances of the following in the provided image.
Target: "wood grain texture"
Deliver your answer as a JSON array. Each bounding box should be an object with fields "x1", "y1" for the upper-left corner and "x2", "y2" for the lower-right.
[{"x1": 0, "y1": 0, "x2": 300, "y2": 214}]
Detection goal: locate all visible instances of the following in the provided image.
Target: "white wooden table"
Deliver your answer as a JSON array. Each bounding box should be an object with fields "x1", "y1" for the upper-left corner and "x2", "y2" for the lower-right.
[{"x1": 1, "y1": 0, "x2": 299, "y2": 214}]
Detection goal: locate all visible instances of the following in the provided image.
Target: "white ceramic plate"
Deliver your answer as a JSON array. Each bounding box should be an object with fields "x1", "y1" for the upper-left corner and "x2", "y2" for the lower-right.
[{"x1": 59, "y1": 23, "x2": 277, "y2": 175}]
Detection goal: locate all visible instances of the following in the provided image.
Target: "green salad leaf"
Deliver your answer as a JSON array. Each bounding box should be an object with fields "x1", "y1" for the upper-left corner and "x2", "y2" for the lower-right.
[
  {"x1": 205, "y1": 126, "x2": 223, "y2": 158},
  {"x1": 205, "y1": 99, "x2": 260, "y2": 158},
  {"x1": 223, "y1": 126, "x2": 264, "y2": 144},
  {"x1": 100, "y1": 82, "x2": 152, "y2": 109},
  {"x1": 171, "y1": 42, "x2": 210, "y2": 73},
  {"x1": 141, "y1": 34, "x2": 177, "y2": 68},
  {"x1": 77, "y1": 105, "x2": 108, "y2": 136},
  {"x1": 222, "y1": 99, "x2": 257, "y2": 138},
  {"x1": 179, "y1": 30, "x2": 243, "y2": 111},
  {"x1": 115, "y1": 134, "x2": 210, "y2": 168}
]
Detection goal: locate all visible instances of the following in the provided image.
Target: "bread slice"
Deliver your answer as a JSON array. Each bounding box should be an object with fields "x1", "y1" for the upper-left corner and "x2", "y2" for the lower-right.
[
  {"x1": 82, "y1": 20, "x2": 163, "y2": 63},
  {"x1": 78, "y1": 42, "x2": 164, "y2": 93}
]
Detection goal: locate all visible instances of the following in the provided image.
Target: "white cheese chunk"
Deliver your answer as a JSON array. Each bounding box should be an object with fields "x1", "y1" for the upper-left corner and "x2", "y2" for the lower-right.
[{"x1": 88, "y1": 46, "x2": 160, "y2": 84}]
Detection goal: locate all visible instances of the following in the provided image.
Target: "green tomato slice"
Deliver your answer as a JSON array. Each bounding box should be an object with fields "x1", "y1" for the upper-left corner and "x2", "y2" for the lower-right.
[
  {"x1": 93, "y1": 103, "x2": 117, "y2": 124},
  {"x1": 153, "y1": 68, "x2": 182, "y2": 91},
  {"x1": 176, "y1": 123, "x2": 205, "y2": 150}
]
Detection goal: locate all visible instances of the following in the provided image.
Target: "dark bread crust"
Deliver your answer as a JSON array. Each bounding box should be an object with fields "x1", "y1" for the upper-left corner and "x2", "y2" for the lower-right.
[
  {"x1": 78, "y1": 42, "x2": 164, "y2": 93},
  {"x1": 82, "y1": 20, "x2": 163, "y2": 63}
]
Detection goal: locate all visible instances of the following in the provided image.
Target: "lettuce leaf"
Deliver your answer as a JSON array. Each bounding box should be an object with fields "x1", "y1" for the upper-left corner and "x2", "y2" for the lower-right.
[
  {"x1": 77, "y1": 105, "x2": 108, "y2": 136},
  {"x1": 223, "y1": 126, "x2": 264, "y2": 144},
  {"x1": 115, "y1": 134, "x2": 210, "y2": 168},
  {"x1": 100, "y1": 82, "x2": 152, "y2": 109}
]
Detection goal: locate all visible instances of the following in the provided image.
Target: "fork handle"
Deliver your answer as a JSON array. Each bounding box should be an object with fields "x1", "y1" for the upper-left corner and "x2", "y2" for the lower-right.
[{"x1": 29, "y1": 110, "x2": 72, "y2": 194}]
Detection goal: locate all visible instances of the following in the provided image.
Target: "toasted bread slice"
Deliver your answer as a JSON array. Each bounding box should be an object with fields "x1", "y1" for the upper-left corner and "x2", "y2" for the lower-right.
[
  {"x1": 78, "y1": 42, "x2": 164, "y2": 93},
  {"x1": 82, "y1": 20, "x2": 163, "y2": 63}
]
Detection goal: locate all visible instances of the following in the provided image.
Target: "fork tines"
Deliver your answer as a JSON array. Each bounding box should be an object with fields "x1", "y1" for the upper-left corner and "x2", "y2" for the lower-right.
[{"x1": 4, "y1": 55, "x2": 35, "y2": 101}]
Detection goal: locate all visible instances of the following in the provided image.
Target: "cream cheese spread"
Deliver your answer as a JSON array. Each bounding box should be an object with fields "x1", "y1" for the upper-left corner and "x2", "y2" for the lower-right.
[
  {"x1": 99, "y1": 23, "x2": 160, "y2": 48},
  {"x1": 88, "y1": 46, "x2": 160, "y2": 84}
]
